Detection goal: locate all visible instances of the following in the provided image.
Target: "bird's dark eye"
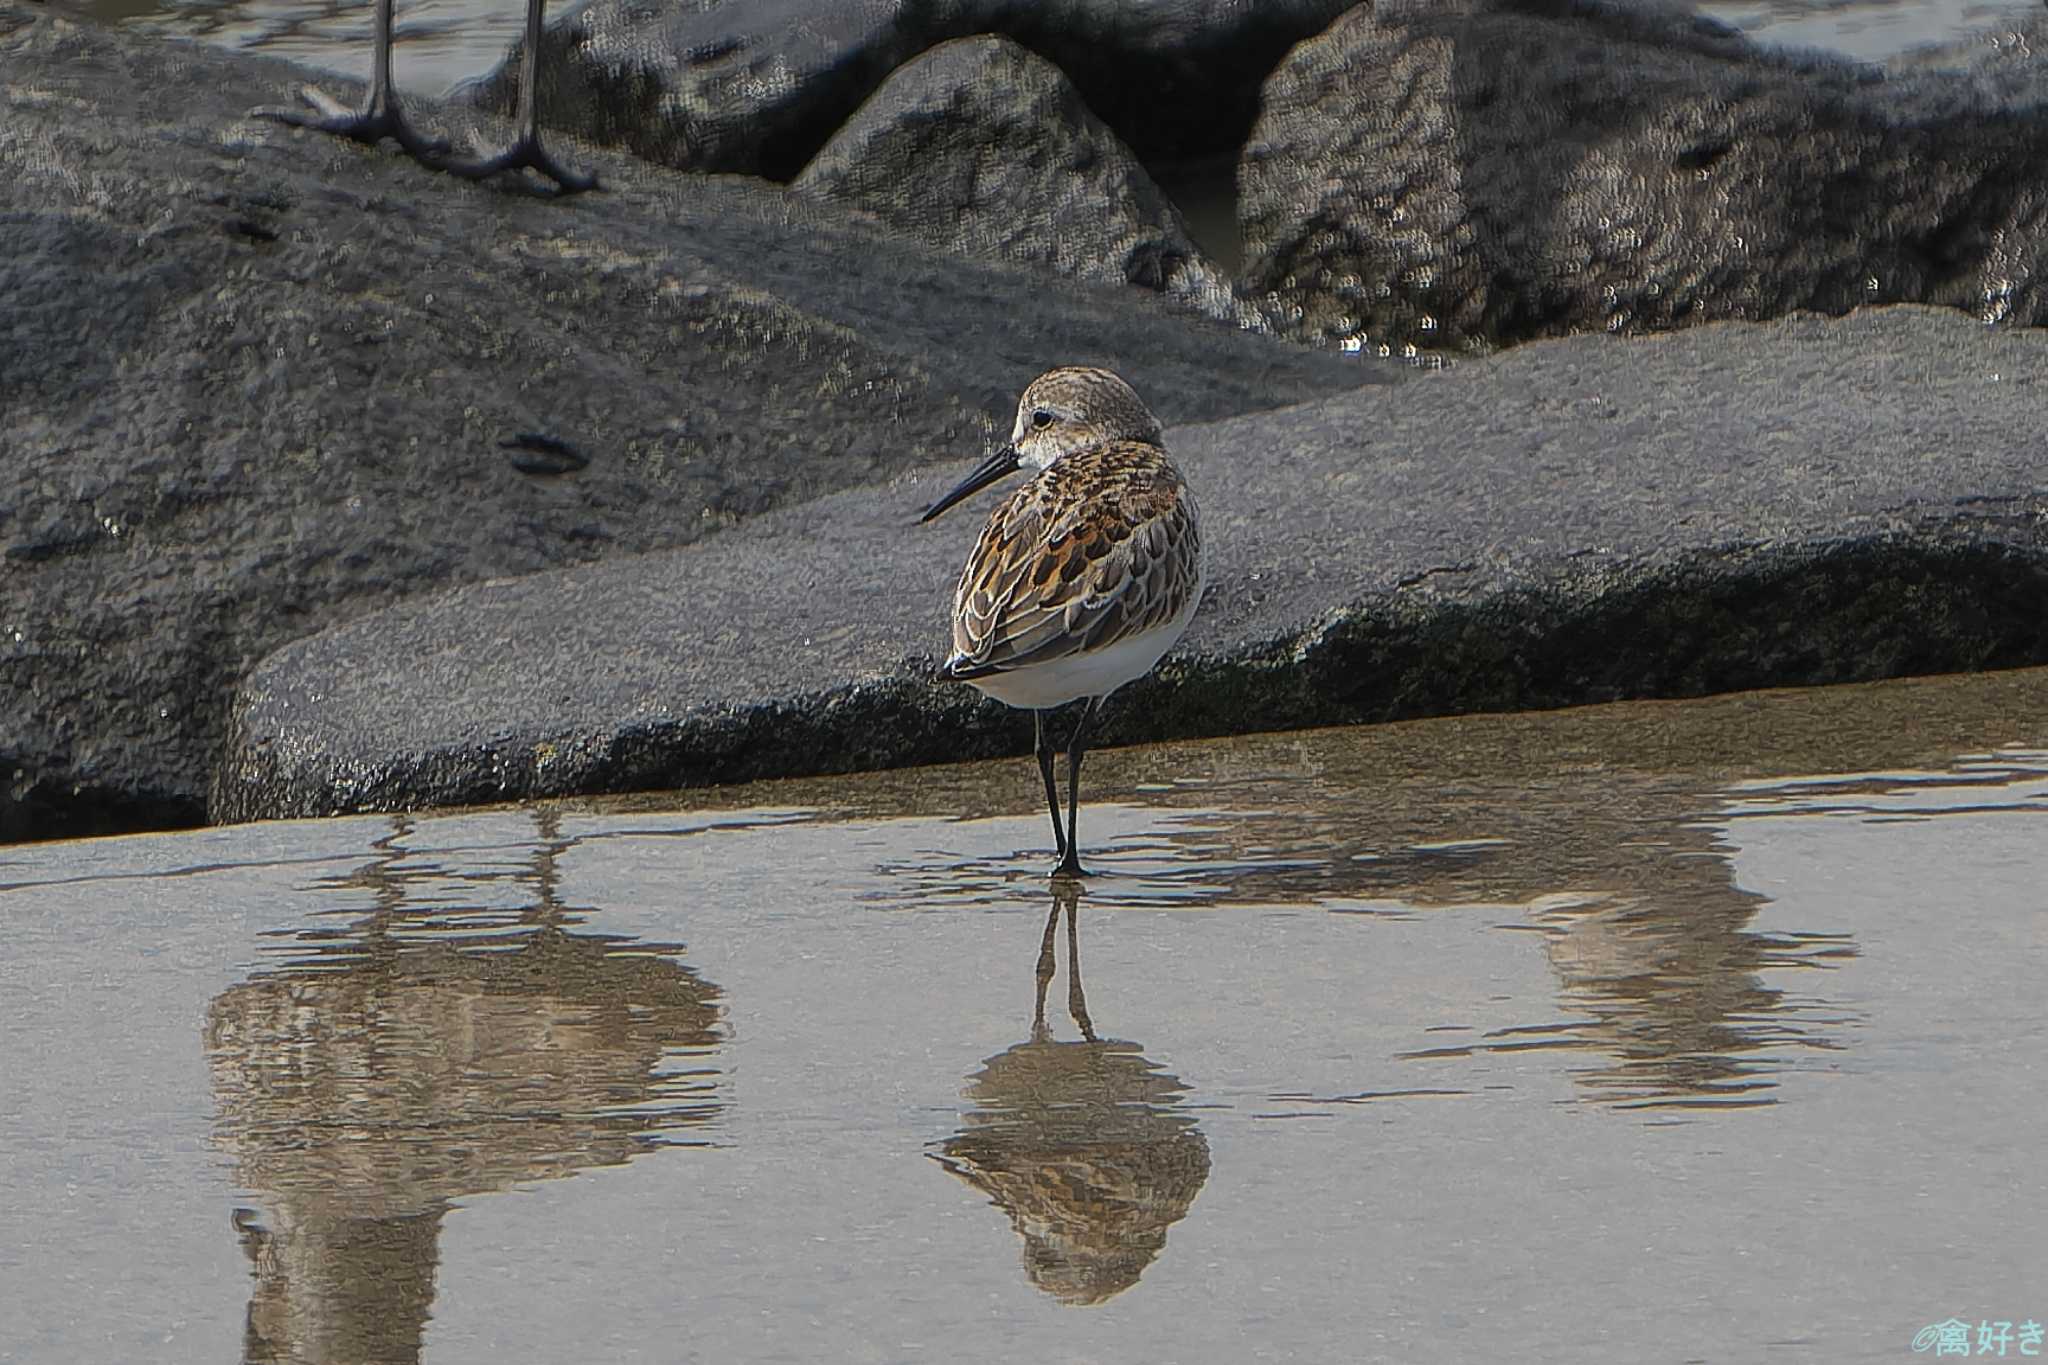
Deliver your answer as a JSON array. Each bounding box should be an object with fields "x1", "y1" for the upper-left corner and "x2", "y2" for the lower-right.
[{"x1": 1030, "y1": 409, "x2": 1054, "y2": 430}]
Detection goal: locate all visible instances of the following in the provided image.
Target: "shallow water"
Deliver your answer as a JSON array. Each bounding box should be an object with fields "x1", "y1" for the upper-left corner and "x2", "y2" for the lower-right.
[
  {"x1": 5, "y1": 668, "x2": 2048, "y2": 1362},
  {"x1": 56, "y1": 0, "x2": 2045, "y2": 103}
]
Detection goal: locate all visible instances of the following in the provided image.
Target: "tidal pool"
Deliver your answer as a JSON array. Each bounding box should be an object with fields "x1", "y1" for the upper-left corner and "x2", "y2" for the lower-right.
[
  {"x1": 56, "y1": 0, "x2": 2044, "y2": 107},
  {"x1": 4, "y1": 668, "x2": 2047, "y2": 1363}
]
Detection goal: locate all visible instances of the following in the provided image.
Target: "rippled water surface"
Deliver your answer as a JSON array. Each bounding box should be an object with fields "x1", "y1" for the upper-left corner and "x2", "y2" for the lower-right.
[
  {"x1": 54, "y1": 0, "x2": 2047, "y2": 102},
  {"x1": 6, "y1": 668, "x2": 2048, "y2": 1362}
]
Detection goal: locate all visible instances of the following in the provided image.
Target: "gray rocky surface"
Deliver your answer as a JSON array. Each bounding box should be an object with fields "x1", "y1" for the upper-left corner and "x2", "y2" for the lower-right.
[
  {"x1": 467, "y1": 0, "x2": 1357, "y2": 179},
  {"x1": 793, "y1": 36, "x2": 1239, "y2": 325},
  {"x1": 0, "y1": 5, "x2": 1376, "y2": 841},
  {"x1": 214, "y1": 306, "x2": 2048, "y2": 825},
  {"x1": 1240, "y1": 0, "x2": 2048, "y2": 352}
]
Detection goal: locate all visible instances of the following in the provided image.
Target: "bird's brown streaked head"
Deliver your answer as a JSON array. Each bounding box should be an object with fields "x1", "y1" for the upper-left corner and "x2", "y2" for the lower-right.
[
  {"x1": 1009, "y1": 366, "x2": 1164, "y2": 471},
  {"x1": 920, "y1": 367, "x2": 1163, "y2": 524}
]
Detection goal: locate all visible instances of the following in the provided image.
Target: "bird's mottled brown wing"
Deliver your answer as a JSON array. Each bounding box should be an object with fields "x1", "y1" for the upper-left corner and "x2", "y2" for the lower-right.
[{"x1": 949, "y1": 442, "x2": 1201, "y2": 678}]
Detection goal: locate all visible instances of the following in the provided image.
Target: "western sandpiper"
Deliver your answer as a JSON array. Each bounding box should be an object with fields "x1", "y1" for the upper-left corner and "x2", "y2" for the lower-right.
[{"x1": 921, "y1": 366, "x2": 1205, "y2": 879}]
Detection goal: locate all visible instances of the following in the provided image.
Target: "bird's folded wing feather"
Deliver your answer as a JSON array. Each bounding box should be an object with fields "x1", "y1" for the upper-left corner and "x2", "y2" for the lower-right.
[{"x1": 950, "y1": 450, "x2": 1199, "y2": 677}]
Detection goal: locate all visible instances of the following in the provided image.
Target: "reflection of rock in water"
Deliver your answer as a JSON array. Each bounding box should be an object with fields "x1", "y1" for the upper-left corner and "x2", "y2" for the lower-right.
[
  {"x1": 206, "y1": 811, "x2": 722, "y2": 1365},
  {"x1": 1382, "y1": 810, "x2": 1855, "y2": 1112},
  {"x1": 935, "y1": 889, "x2": 1209, "y2": 1305},
  {"x1": 230, "y1": 1204, "x2": 438, "y2": 1365},
  {"x1": 1533, "y1": 886, "x2": 1852, "y2": 1110}
]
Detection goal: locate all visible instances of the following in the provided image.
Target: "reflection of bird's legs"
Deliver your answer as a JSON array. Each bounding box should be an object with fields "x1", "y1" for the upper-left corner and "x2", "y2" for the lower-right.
[
  {"x1": 1031, "y1": 896, "x2": 1062, "y2": 1040},
  {"x1": 1034, "y1": 711, "x2": 1065, "y2": 860},
  {"x1": 253, "y1": 0, "x2": 451, "y2": 167},
  {"x1": 439, "y1": 0, "x2": 597, "y2": 192},
  {"x1": 1052, "y1": 698, "x2": 1101, "y2": 880},
  {"x1": 1063, "y1": 888, "x2": 1095, "y2": 1042}
]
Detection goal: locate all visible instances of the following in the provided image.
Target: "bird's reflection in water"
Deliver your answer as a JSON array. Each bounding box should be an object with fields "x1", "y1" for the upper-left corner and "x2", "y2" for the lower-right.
[
  {"x1": 934, "y1": 885, "x2": 1210, "y2": 1306},
  {"x1": 205, "y1": 810, "x2": 723, "y2": 1365}
]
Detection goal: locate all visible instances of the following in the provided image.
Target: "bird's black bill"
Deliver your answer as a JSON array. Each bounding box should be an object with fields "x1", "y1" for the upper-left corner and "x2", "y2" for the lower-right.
[{"x1": 920, "y1": 444, "x2": 1020, "y2": 523}]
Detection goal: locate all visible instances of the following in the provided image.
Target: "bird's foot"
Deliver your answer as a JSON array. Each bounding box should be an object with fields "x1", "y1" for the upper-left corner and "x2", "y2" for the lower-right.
[
  {"x1": 1049, "y1": 850, "x2": 1089, "y2": 881},
  {"x1": 441, "y1": 129, "x2": 598, "y2": 195},
  {"x1": 253, "y1": 85, "x2": 452, "y2": 166}
]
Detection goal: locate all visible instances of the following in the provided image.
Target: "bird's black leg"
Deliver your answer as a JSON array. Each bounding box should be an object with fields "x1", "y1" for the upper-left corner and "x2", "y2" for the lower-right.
[
  {"x1": 439, "y1": 0, "x2": 597, "y2": 193},
  {"x1": 1052, "y1": 697, "x2": 1101, "y2": 880},
  {"x1": 1034, "y1": 710, "x2": 1066, "y2": 859},
  {"x1": 253, "y1": 0, "x2": 451, "y2": 167}
]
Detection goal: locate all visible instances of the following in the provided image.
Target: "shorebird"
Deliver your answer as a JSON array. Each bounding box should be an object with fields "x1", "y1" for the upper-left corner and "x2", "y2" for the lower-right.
[
  {"x1": 921, "y1": 367, "x2": 1204, "y2": 879},
  {"x1": 253, "y1": 0, "x2": 594, "y2": 193}
]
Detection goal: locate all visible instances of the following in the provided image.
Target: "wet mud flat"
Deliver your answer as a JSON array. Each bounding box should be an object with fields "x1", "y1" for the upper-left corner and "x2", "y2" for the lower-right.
[{"x1": 5, "y1": 668, "x2": 2048, "y2": 1363}]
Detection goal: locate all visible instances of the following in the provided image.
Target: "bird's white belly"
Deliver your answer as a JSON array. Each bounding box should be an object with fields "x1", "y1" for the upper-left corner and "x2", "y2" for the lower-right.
[{"x1": 965, "y1": 578, "x2": 1204, "y2": 711}]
